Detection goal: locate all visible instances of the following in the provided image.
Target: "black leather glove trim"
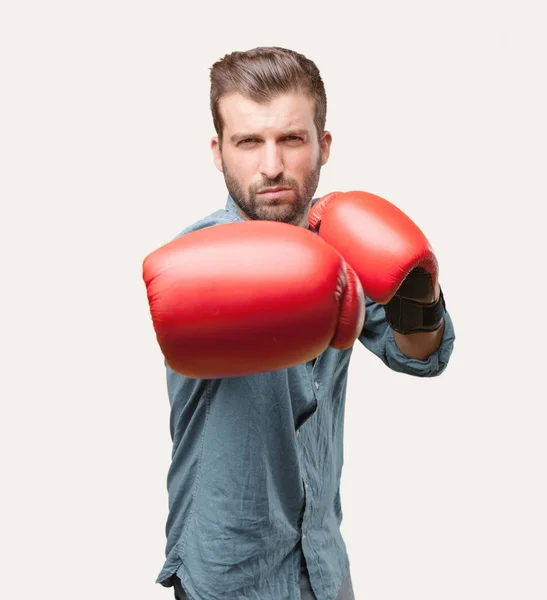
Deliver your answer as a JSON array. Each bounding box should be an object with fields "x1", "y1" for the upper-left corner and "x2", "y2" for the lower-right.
[{"x1": 384, "y1": 288, "x2": 446, "y2": 334}]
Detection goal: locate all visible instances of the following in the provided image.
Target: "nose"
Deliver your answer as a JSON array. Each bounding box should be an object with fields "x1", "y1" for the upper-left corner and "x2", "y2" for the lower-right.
[{"x1": 259, "y1": 142, "x2": 283, "y2": 180}]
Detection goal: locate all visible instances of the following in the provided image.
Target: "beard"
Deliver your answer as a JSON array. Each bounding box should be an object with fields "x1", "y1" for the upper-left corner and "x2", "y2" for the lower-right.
[{"x1": 221, "y1": 154, "x2": 323, "y2": 226}]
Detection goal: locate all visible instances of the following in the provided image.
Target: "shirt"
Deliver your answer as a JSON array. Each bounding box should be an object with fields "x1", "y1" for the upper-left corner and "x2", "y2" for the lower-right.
[{"x1": 156, "y1": 195, "x2": 456, "y2": 600}]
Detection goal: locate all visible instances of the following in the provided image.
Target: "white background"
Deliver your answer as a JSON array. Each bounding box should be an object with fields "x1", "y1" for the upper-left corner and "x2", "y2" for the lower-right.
[{"x1": 1, "y1": 1, "x2": 546, "y2": 598}]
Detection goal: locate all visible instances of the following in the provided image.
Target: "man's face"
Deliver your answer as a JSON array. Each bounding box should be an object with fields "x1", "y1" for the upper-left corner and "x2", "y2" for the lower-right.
[{"x1": 211, "y1": 92, "x2": 332, "y2": 227}]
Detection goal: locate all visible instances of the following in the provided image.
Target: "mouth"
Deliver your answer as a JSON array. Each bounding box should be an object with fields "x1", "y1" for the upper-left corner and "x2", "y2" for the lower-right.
[
  {"x1": 257, "y1": 187, "x2": 293, "y2": 201},
  {"x1": 258, "y1": 187, "x2": 292, "y2": 194}
]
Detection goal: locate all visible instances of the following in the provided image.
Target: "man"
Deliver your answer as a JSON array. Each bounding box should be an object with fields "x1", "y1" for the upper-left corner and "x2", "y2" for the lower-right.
[{"x1": 144, "y1": 47, "x2": 455, "y2": 600}]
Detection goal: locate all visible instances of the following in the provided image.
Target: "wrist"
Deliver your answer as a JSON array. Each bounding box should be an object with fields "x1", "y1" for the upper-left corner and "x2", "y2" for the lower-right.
[{"x1": 385, "y1": 287, "x2": 446, "y2": 334}]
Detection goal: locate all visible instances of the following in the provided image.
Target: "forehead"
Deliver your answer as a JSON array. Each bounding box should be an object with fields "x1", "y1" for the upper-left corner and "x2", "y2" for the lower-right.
[{"x1": 218, "y1": 92, "x2": 315, "y2": 135}]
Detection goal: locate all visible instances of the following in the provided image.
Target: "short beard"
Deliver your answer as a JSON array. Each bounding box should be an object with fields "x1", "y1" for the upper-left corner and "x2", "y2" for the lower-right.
[{"x1": 221, "y1": 153, "x2": 323, "y2": 226}]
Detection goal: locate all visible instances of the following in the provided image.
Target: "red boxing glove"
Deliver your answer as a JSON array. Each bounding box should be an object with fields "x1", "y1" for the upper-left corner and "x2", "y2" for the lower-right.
[
  {"x1": 143, "y1": 221, "x2": 365, "y2": 378},
  {"x1": 309, "y1": 190, "x2": 445, "y2": 333}
]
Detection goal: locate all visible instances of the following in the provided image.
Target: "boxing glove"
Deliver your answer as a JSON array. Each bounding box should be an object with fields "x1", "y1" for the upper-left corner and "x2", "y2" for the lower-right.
[
  {"x1": 143, "y1": 220, "x2": 365, "y2": 378},
  {"x1": 309, "y1": 190, "x2": 445, "y2": 333}
]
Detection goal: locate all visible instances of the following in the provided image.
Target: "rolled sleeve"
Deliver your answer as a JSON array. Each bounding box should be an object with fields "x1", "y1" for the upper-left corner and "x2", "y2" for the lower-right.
[{"x1": 359, "y1": 295, "x2": 456, "y2": 377}]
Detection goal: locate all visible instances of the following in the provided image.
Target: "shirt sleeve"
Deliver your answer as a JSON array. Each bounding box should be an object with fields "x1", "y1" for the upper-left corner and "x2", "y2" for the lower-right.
[{"x1": 358, "y1": 295, "x2": 456, "y2": 377}]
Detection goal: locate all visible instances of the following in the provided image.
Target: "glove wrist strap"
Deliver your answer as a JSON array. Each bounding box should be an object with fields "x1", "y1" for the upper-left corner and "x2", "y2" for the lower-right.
[{"x1": 384, "y1": 288, "x2": 446, "y2": 334}]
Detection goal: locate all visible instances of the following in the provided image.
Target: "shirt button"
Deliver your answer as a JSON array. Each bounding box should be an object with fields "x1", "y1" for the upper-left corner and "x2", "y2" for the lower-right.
[
  {"x1": 302, "y1": 534, "x2": 306, "y2": 540},
  {"x1": 314, "y1": 382, "x2": 319, "y2": 390},
  {"x1": 296, "y1": 430, "x2": 300, "y2": 438}
]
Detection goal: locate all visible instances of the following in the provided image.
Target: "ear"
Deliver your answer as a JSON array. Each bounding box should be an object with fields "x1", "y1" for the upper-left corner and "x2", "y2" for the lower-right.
[
  {"x1": 211, "y1": 136, "x2": 223, "y2": 173},
  {"x1": 320, "y1": 131, "x2": 332, "y2": 166}
]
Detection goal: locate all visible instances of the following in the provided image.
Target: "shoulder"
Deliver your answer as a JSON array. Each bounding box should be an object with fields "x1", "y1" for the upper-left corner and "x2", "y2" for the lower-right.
[{"x1": 172, "y1": 207, "x2": 240, "y2": 241}]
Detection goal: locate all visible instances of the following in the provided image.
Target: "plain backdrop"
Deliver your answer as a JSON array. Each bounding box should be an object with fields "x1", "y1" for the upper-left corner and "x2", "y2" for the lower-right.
[{"x1": 1, "y1": 1, "x2": 545, "y2": 598}]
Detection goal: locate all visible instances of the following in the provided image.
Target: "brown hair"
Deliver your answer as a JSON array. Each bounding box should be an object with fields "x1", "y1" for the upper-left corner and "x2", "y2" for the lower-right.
[{"x1": 210, "y1": 47, "x2": 327, "y2": 145}]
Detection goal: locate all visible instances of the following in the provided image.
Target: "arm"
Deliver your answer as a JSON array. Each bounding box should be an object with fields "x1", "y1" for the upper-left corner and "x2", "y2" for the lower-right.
[
  {"x1": 393, "y1": 325, "x2": 444, "y2": 361},
  {"x1": 359, "y1": 294, "x2": 455, "y2": 377},
  {"x1": 309, "y1": 190, "x2": 456, "y2": 375}
]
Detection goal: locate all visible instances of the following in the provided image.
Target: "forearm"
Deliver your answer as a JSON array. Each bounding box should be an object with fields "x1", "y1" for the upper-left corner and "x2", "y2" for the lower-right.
[
  {"x1": 359, "y1": 296, "x2": 455, "y2": 377},
  {"x1": 393, "y1": 318, "x2": 445, "y2": 360}
]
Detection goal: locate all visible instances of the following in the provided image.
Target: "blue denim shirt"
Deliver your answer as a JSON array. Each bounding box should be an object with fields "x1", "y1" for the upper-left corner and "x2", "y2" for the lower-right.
[{"x1": 156, "y1": 195, "x2": 456, "y2": 600}]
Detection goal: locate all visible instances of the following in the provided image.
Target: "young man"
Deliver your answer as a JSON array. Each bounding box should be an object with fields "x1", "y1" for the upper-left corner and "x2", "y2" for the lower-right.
[{"x1": 145, "y1": 47, "x2": 455, "y2": 600}]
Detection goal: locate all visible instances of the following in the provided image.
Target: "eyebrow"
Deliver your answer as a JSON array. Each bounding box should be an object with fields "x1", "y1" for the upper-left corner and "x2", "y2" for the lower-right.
[{"x1": 230, "y1": 129, "x2": 309, "y2": 143}]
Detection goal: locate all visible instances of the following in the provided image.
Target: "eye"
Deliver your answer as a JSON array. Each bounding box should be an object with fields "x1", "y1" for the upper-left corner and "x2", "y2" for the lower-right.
[
  {"x1": 283, "y1": 135, "x2": 304, "y2": 144},
  {"x1": 238, "y1": 138, "x2": 258, "y2": 146}
]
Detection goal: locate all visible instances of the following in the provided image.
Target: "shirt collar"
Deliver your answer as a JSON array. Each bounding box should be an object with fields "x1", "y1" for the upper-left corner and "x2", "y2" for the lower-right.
[{"x1": 225, "y1": 195, "x2": 246, "y2": 222}]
